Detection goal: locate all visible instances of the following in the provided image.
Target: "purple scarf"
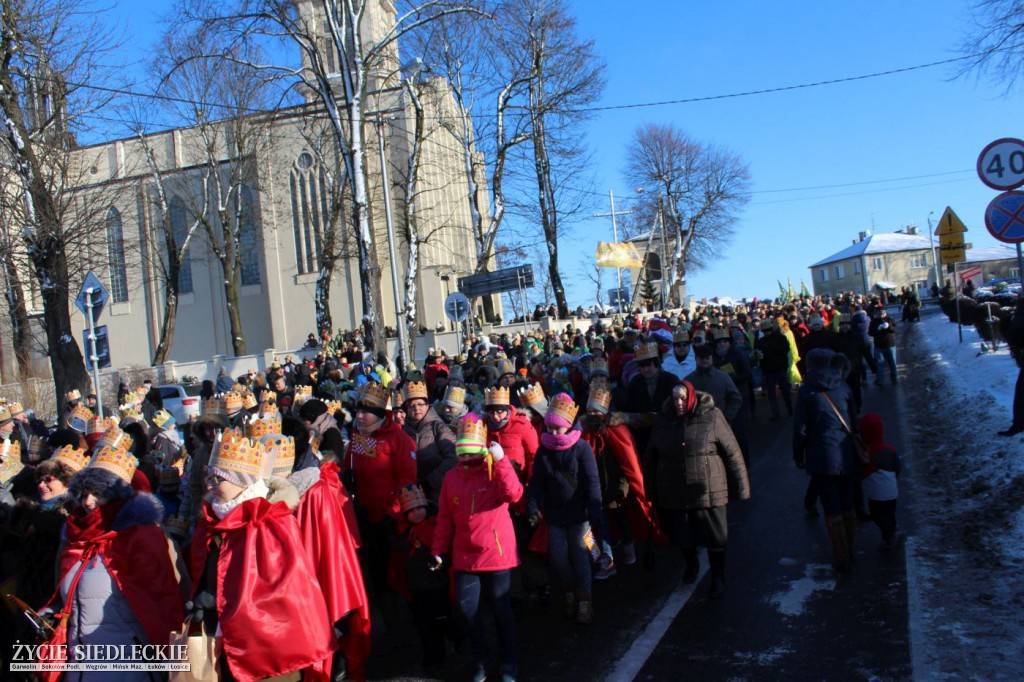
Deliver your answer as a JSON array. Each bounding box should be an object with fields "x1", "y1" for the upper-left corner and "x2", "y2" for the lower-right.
[{"x1": 541, "y1": 429, "x2": 581, "y2": 451}]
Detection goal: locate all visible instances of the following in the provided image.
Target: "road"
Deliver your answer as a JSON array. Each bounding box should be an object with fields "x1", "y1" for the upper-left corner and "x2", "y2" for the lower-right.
[{"x1": 368, "y1": 360, "x2": 913, "y2": 681}]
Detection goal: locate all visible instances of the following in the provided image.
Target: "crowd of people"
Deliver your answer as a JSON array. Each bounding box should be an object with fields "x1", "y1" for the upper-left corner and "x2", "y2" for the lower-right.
[{"x1": 0, "y1": 290, "x2": 911, "y2": 682}]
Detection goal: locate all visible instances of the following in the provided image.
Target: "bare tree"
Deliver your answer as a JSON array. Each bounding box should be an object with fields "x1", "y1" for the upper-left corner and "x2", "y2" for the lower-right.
[
  {"x1": 624, "y1": 123, "x2": 751, "y2": 305},
  {"x1": 176, "y1": 0, "x2": 482, "y2": 356},
  {"x1": 584, "y1": 256, "x2": 603, "y2": 310},
  {"x1": 155, "y1": 32, "x2": 277, "y2": 357},
  {"x1": 0, "y1": 0, "x2": 127, "y2": 401},
  {"x1": 961, "y1": 0, "x2": 1024, "y2": 87}
]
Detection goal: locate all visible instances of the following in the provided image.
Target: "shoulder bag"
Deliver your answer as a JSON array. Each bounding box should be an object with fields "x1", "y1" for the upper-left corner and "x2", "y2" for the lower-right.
[{"x1": 820, "y1": 391, "x2": 870, "y2": 465}]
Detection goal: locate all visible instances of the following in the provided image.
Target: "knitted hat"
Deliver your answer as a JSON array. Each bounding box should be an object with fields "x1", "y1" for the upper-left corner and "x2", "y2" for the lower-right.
[
  {"x1": 544, "y1": 393, "x2": 579, "y2": 429},
  {"x1": 298, "y1": 398, "x2": 328, "y2": 423}
]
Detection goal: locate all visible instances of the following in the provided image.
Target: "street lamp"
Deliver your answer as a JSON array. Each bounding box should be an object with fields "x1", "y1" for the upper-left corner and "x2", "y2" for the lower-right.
[{"x1": 926, "y1": 210, "x2": 941, "y2": 293}]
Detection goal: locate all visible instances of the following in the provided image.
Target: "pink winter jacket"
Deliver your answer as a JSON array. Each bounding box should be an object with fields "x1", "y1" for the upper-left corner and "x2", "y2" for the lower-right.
[{"x1": 432, "y1": 456, "x2": 522, "y2": 572}]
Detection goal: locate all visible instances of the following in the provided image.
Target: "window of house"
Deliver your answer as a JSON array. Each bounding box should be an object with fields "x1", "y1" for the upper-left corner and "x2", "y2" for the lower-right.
[
  {"x1": 168, "y1": 196, "x2": 194, "y2": 294},
  {"x1": 909, "y1": 253, "x2": 927, "y2": 268},
  {"x1": 871, "y1": 257, "x2": 883, "y2": 271},
  {"x1": 853, "y1": 260, "x2": 861, "y2": 274},
  {"x1": 239, "y1": 187, "x2": 261, "y2": 286},
  {"x1": 834, "y1": 264, "x2": 845, "y2": 279},
  {"x1": 106, "y1": 207, "x2": 129, "y2": 303},
  {"x1": 819, "y1": 267, "x2": 829, "y2": 282}
]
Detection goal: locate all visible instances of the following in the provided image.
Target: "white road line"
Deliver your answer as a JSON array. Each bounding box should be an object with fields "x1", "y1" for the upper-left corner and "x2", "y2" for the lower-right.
[{"x1": 603, "y1": 551, "x2": 709, "y2": 682}]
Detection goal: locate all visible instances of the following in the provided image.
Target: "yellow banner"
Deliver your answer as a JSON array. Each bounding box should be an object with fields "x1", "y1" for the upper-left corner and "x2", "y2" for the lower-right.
[{"x1": 596, "y1": 241, "x2": 642, "y2": 267}]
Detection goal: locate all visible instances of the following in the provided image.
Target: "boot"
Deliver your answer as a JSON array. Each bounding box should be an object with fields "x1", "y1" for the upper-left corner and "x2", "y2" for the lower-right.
[
  {"x1": 708, "y1": 549, "x2": 726, "y2": 599},
  {"x1": 682, "y1": 546, "x2": 699, "y2": 584},
  {"x1": 842, "y1": 510, "x2": 857, "y2": 564},
  {"x1": 575, "y1": 594, "x2": 593, "y2": 625},
  {"x1": 826, "y1": 515, "x2": 851, "y2": 573}
]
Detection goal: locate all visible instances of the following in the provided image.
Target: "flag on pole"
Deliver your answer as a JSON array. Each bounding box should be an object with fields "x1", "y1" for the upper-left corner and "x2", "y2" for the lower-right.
[
  {"x1": 777, "y1": 280, "x2": 789, "y2": 303},
  {"x1": 787, "y1": 278, "x2": 797, "y2": 301},
  {"x1": 800, "y1": 280, "x2": 810, "y2": 297},
  {"x1": 597, "y1": 242, "x2": 642, "y2": 267}
]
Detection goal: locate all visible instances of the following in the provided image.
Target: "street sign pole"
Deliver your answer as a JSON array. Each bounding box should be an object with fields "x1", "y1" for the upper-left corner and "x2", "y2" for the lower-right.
[
  {"x1": 953, "y1": 263, "x2": 963, "y2": 345},
  {"x1": 86, "y1": 288, "x2": 104, "y2": 417}
]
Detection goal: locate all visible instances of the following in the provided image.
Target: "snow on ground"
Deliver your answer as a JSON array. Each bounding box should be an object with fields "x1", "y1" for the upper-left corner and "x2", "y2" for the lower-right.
[{"x1": 901, "y1": 306, "x2": 1024, "y2": 681}]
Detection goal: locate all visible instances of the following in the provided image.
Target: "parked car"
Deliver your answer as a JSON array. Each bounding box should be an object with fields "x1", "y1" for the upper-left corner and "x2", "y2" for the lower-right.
[{"x1": 157, "y1": 384, "x2": 203, "y2": 425}]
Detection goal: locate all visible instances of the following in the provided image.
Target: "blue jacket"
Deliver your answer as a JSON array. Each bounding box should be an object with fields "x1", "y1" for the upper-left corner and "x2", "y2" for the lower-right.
[
  {"x1": 792, "y1": 355, "x2": 859, "y2": 476},
  {"x1": 527, "y1": 436, "x2": 606, "y2": 537}
]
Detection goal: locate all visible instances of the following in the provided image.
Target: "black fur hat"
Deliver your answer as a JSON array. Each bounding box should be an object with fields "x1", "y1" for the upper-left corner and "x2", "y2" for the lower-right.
[{"x1": 69, "y1": 467, "x2": 134, "y2": 504}]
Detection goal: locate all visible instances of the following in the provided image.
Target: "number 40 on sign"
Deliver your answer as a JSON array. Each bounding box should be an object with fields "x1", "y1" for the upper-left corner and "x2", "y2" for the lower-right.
[{"x1": 977, "y1": 138, "x2": 1024, "y2": 191}]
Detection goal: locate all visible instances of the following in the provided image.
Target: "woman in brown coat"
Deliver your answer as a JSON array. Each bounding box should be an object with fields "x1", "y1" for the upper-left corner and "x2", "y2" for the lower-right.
[{"x1": 643, "y1": 380, "x2": 750, "y2": 598}]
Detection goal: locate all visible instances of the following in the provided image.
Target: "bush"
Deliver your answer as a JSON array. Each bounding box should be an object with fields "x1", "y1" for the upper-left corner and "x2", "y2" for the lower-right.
[
  {"x1": 940, "y1": 295, "x2": 977, "y2": 324},
  {"x1": 972, "y1": 302, "x2": 1002, "y2": 342}
]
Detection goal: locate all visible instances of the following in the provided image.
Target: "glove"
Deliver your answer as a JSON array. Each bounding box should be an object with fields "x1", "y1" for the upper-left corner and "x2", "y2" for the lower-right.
[
  {"x1": 488, "y1": 441, "x2": 505, "y2": 462},
  {"x1": 185, "y1": 590, "x2": 216, "y2": 625},
  {"x1": 429, "y1": 555, "x2": 444, "y2": 572},
  {"x1": 527, "y1": 514, "x2": 541, "y2": 528}
]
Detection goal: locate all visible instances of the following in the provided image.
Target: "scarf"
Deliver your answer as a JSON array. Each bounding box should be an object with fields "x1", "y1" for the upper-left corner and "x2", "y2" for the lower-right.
[
  {"x1": 40, "y1": 493, "x2": 70, "y2": 512},
  {"x1": 541, "y1": 428, "x2": 582, "y2": 451},
  {"x1": 65, "y1": 498, "x2": 129, "y2": 544},
  {"x1": 211, "y1": 479, "x2": 269, "y2": 520}
]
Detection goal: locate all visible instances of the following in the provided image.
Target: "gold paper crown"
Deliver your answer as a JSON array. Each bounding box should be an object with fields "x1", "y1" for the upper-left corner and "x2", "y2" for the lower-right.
[
  {"x1": 66, "y1": 389, "x2": 82, "y2": 402},
  {"x1": 87, "y1": 415, "x2": 118, "y2": 436},
  {"x1": 259, "y1": 400, "x2": 280, "y2": 416},
  {"x1": 712, "y1": 329, "x2": 730, "y2": 341},
  {"x1": 402, "y1": 381, "x2": 429, "y2": 404},
  {"x1": 119, "y1": 404, "x2": 144, "y2": 422},
  {"x1": 586, "y1": 385, "x2": 613, "y2": 414},
  {"x1": 0, "y1": 451, "x2": 24, "y2": 484},
  {"x1": 0, "y1": 405, "x2": 10, "y2": 422},
  {"x1": 244, "y1": 412, "x2": 282, "y2": 440},
  {"x1": 457, "y1": 416, "x2": 488, "y2": 446},
  {"x1": 209, "y1": 428, "x2": 262, "y2": 479},
  {"x1": 152, "y1": 410, "x2": 176, "y2": 429},
  {"x1": 548, "y1": 393, "x2": 579, "y2": 424},
  {"x1": 443, "y1": 385, "x2": 466, "y2": 405},
  {"x1": 98, "y1": 427, "x2": 134, "y2": 453},
  {"x1": 518, "y1": 384, "x2": 547, "y2": 408},
  {"x1": 89, "y1": 444, "x2": 139, "y2": 484},
  {"x1": 202, "y1": 396, "x2": 226, "y2": 417},
  {"x1": 1, "y1": 439, "x2": 21, "y2": 461},
  {"x1": 26, "y1": 436, "x2": 48, "y2": 461},
  {"x1": 357, "y1": 382, "x2": 389, "y2": 410},
  {"x1": 497, "y1": 359, "x2": 516, "y2": 377},
  {"x1": 7, "y1": 401, "x2": 24, "y2": 416},
  {"x1": 163, "y1": 514, "x2": 191, "y2": 538},
  {"x1": 634, "y1": 342, "x2": 660, "y2": 362},
  {"x1": 158, "y1": 465, "x2": 181, "y2": 487},
  {"x1": 590, "y1": 358, "x2": 609, "y2": 376},
  {"x1": 261, "y1": 435, "x2": 295, "y2": 478},
  {"x1": 230, "y1": 383, "x2": 245, "y2": 394},
  {"x1": 399, "y1": 483, "x2": 429, "y2": 512},
  {"x1": 52, "y1": 444, "x2": 90, "y2": 472},
  {"x1": 484, "y1": 386, "x2": 510, "y2": 407},
  {"x1": 69, "y1": 404, "x2": 94, "y2": 432},
  {"x1": 223, "y1": 392, "x2": 245, "y2": 413},
  {"x1": 294, "y1": 386, "x2": 313, "y2": 398},
  {"x1": 261, "y1": 390, "x2": 278, "y2": 403},
  {"x1": 673, "y1": 330, "x2": 691, "y2": 343},
  {"x1": 242, "y1": 393, "x2": 258, "y2": 410}
]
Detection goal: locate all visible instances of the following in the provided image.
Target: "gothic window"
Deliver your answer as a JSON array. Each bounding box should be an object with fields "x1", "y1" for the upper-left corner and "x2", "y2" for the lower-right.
[
  {"x1": 645, "y1": 252, "x2": 662, "y2": 282},
  {"x1": 290, "y1": 154, "x2": 324, "y2": 275},
  {"x1": 239, "y1": 187, "x2": 261, "y2": 286},
  {"x1": 168, "y1": 196, "x2": 194, "y2": 294},
  {"x1": 106, "y1": 207, "x2": 128, "y2": 303}
]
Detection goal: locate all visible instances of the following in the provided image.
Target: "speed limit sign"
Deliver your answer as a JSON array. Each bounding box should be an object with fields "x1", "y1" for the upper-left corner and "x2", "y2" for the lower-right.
[{"x1": 977, "y1": 138, "x2": 1024, "y2": 191}]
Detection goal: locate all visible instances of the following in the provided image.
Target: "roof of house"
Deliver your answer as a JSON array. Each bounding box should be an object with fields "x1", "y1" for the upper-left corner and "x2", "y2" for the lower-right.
[
  {"x1": 964, "y1": 244, "x2": 1019, "y2": 263},
  {"x1": 810, "y1": 232, "x2": 932, "y2": 267}
]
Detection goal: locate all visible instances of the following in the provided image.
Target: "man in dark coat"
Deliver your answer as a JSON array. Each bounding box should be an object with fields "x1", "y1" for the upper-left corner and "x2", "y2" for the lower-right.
[
  {"x1": 998, "y1": 295, "x2": 1024, "y2": 436},
  {"x1": 868, "y1": 308, "x2": 898, "y2": 385}
]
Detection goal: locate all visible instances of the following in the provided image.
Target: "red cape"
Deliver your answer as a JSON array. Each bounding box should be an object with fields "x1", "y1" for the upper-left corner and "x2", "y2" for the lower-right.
[
  {"x1": 61, "y1": 498, "x2": 183, "y2": 648},
  {"x1": 583, "y1": 423, "x2": 667, "y2": 544},
  {"x1": 191, "y1": 497, "x2": 336, "y2": 682},
  {"x1": 296, "y1": 462, "x2": 371, "y2": 682}
]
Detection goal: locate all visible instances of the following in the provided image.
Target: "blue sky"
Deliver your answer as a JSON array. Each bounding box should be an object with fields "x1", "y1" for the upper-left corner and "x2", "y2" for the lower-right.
[{"x1": 110, "y1": 0, "x2": 1023, "y2": 307}]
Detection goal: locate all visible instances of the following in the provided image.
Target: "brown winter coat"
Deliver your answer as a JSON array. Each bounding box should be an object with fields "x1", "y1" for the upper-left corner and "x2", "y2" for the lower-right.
[{"x1": 643, "y1": 391, "x2": 750, "y2": 511}]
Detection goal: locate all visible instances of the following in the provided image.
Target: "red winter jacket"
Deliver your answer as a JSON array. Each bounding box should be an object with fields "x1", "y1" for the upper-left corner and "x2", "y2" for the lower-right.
[
  {"x1": 431, "y1": 457, "x2": 522, "y2": 572},
  {"x1": 343, "y1": 414, "x2": 418, "y2": 523},
  {"x1": 486, "y1": 406, "x2": 538, "y2": 512}
]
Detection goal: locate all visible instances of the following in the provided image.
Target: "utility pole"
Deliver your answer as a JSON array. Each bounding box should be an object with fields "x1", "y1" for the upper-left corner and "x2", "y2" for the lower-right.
[
  {"x1": 594, "y1": 190, "x2": 632, "y2": 310},
  {"x1": 927, "y1": 211, "x2": 941, "y2": 294}
]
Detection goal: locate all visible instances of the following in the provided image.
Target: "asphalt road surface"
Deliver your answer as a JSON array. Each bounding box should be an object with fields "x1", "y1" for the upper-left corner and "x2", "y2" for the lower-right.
[{"x1": 368, "y1": 365, "x2": 913, "y2": 681}]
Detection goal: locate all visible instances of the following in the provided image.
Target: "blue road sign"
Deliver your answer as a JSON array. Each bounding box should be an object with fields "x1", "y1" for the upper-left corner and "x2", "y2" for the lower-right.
[
  {"x1": 445, "y1": 292, "x2": 470, "y2": 322},
  {"x1": 984, "y1": 191, "x2": 1024, "y2": 244},
  {"x1": 75, "y1": 271, "x2": 110, "y2": 320}
]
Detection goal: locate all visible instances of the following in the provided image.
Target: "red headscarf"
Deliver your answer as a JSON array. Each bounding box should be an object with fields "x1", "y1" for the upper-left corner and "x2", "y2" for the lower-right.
[{"x1": 673, "y1": 380, "x2": 698, "y2": 416}]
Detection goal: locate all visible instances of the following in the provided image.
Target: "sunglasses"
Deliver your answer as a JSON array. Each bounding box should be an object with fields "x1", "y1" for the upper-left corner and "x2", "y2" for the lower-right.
[{"x1": 37, "y1": 475, "x2": 58, "y2": 484}]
